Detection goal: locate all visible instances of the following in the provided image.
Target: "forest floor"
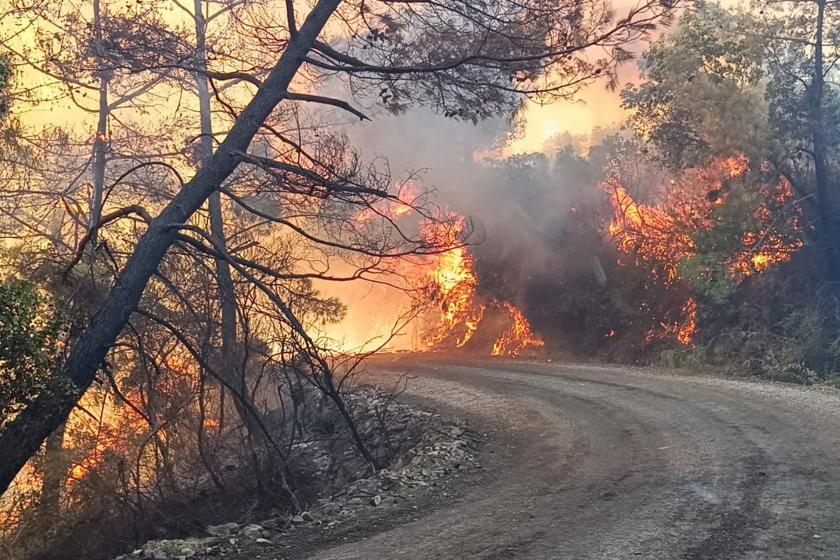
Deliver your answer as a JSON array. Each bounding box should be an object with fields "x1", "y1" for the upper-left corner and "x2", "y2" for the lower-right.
[{"x1": 138, "y1": 356, "x2": 840, "y2": 559}]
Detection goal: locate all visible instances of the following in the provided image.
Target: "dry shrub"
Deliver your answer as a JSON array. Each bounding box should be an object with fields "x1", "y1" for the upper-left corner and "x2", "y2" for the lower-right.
[
  {"x1": 0, "y1": 365, "x2": 412, "y2": 560},
  {"x1": 671, "y1": 251, "x2": 840, "y2": 382}
]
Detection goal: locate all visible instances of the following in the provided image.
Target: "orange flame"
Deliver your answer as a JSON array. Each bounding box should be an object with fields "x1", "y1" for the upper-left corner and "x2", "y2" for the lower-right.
[
  {"x1": 421, "y1": 216, "x2": 483, "y2": 348},
  {"x1": 607, "y1": 181, "x2": 694, "y2": 284},
  {"x1": 676, "y1": 297, "x2": 698, "y2": 346},
  {"x1": 490, "y1": 302, "x2": 545, "y2": 357},
  {"x1": 355, "y1": 181, "x2": 420, "y2": 225},
  {"x1": 420, "y1": 215, "x2": 543, "y2": 356},
  {"x1": 607, "y1": 153, "x2": 802, "y2": 346}
]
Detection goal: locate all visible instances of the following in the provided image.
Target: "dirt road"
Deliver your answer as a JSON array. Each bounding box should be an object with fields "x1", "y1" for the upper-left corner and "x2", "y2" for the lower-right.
[{"x1": 304, "y1": 357, "x2": 840, "y2": 559}]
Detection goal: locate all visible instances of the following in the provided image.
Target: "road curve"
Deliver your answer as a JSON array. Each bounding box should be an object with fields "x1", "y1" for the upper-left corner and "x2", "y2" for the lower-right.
[{"x1": 307, "y1": 357, "x2": 840, "y2": 560}]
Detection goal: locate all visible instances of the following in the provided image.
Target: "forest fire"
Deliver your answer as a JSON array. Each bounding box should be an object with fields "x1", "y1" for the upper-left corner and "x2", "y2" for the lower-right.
[
  {"x1": 419, "y1": 216, "x2": 543, "y2": 356},
  {"x1": 490, "y1": 303, "x2": 545, "y2": 357},
  {"x1": 606, "y1": 181, "x2": 693, "y2": 284},
  {"x1": 653, "y1": 297, "x2": 698, "y2": 347},
  {"x1": 607, "y1": 153, "x2": 803, "y2": 345},
  {"x1": 420, "y1": 217, "x2": 482, "y2": 348},
  {"x1": 5, "y1": 0, "x2": 840, "y2": 556},
  {"x1": 355, "y1": 182, "x2": 421, "y2": 225},
  {"x1": 332, "y1": 198, "x2": 545, "y2": 356}
]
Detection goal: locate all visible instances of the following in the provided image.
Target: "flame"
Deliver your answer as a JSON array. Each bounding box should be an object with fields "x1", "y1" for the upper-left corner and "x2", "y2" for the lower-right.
[
  {"x1": 355, "y1": 181, "x2": 420, "y2": 225},
  {"x1": 318, "y1": 187, "x2": 545, "y2": 355},
  {"x1": 421, "y1": 216, "x2": 483, "y2": 348},
  {"x1": 676, "y1": 297, "x2": 698, "y2": 346},
  {"x1": 724, "y1": 153, "x2": 749, "y2": 178},
  {"x1": 420, "y1": 215, "x2": 543, "y2": 356},
  {"x1": 607, "y1": 153, "x2": 802, "y2": 346},
  {"x1": 63, "y1": 389, "x2": 150, "y2": 491},
  {"x1": 490, "y1": 302, "x2": 545, "y2": 356},
  {"x1": 68, "y1": 451, "x2": 104, "y2": 485},
  {"x1": 607, "y1": 181, "x2": 694, "y2": 284},
  {"x1": 457, "y1": 304, "x2": 486, "y2": 348}
]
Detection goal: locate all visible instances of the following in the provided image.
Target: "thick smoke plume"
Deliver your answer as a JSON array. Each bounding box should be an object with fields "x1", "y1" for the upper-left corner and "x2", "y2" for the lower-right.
[{"x1": 325, "y1": 107, "x2": 616, "y2": 354}]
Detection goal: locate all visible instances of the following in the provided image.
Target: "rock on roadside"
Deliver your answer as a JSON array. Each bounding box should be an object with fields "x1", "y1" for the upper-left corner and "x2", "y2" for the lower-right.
[{"x1": 115, "y1": 406, "x2": 480, "y2": 560}]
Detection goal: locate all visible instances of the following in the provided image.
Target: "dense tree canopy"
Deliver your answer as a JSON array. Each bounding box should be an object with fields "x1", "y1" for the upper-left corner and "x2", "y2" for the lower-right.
[{"x1": 0, "y1": 281, "x2": 73, "y2": 434}]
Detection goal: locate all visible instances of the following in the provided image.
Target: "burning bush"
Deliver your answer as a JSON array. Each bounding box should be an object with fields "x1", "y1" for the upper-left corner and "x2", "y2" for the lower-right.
[
  {"x1": 431, "y1": 133, "x2": 818, "y2": 374},
  {"x1": 419, "y1": 215, "x2": 544, "y2": 356},
  {"x1": 606, "y1": 152, "x2": 804, "y2": 346}
]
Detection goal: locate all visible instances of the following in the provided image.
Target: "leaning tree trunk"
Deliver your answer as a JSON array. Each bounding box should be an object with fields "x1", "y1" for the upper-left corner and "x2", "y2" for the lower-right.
[{"x1": 0, "y1": 0, "x2": 342, "y2": 495}]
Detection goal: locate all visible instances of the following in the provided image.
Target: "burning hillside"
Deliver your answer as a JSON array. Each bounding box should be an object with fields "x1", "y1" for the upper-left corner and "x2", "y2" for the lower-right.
[
  {"x1": 324, "y1": 148, "x2": 805, "y2": 359},
  {"x1": 606, "y1": 155, "x2": 801, "y2": 284},
  {"x1": 311, "y1": 191, "x2": 545, "y2": 357},
  {"x1": 6, "y1": 0, "x2": 840, "y2": 557}
]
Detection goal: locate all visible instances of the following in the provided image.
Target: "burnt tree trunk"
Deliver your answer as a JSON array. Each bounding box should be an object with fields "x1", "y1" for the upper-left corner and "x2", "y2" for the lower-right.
[
  {"x1": 39, "y1": 422, "x2": 67, "y2": 519},
  {"x1": 0, "y1": 0, "x2": 342, "y2": 495}
]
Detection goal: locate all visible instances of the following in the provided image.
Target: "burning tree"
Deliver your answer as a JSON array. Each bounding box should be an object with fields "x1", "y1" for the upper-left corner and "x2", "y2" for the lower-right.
[
  {"x1": 418, "y1": 214, "x2": 544, "y2": 356},
  {"x1": 606, "y1": 152, "x2": 803, "y2": 346},
  {"x1": 608, "y1": 2, "x2": 838, "y2": 373}
]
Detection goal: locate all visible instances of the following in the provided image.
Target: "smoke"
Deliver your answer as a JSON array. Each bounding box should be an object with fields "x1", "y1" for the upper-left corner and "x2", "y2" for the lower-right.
[
  {"x1": 307, "y1": 104, "x2": 619, "y2": 353},
  {"x1": 311, "y1": 13, "x2": 656, "y2": 351},
  {"x1": 309, "y1": 0, "x2": 659, "y2": 354}
]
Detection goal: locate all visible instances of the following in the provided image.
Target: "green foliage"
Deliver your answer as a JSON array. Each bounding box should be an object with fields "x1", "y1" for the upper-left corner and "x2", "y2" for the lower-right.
[
  {"x1": 0, "y1": 54, "x2": 22, "y2": 161},
  {"x1": 622, "y1": 5, "x2": 769, "y2": 169},
  {"x1": 659, "y1": 347, "x2": 708, "y2": 370},
  {"x1": 613, "y1": 4, "x2": 840, "y2": 380},
  {"x1": 0, "y1": 281, "x2": 74, "y2": 432}
]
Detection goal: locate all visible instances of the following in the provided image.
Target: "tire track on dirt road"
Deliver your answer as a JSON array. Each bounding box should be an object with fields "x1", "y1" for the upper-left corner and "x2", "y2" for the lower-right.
[{"x1": 302, "y1": 358, "x2": 840, "y2": 559}]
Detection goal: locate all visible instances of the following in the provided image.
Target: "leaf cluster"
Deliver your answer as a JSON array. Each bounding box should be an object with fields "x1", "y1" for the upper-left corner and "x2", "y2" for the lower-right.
[{"x1": 0, "y1": 281, "x2": 74, "y2": 433}]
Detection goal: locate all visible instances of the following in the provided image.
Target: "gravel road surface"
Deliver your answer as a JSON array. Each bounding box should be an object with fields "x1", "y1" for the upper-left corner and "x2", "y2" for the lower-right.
[{"x1": 304, "y1": 357, "x2": 840, "y2": 559}]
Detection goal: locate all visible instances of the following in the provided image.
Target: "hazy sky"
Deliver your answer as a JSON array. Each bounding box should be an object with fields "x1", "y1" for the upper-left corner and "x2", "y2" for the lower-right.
[
  {"x1": 507, "y1": 68, "x2": 635, "y2": 155},
  {"x1": 5, "y1": 0, "x2": 654, "y2": 157}
]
